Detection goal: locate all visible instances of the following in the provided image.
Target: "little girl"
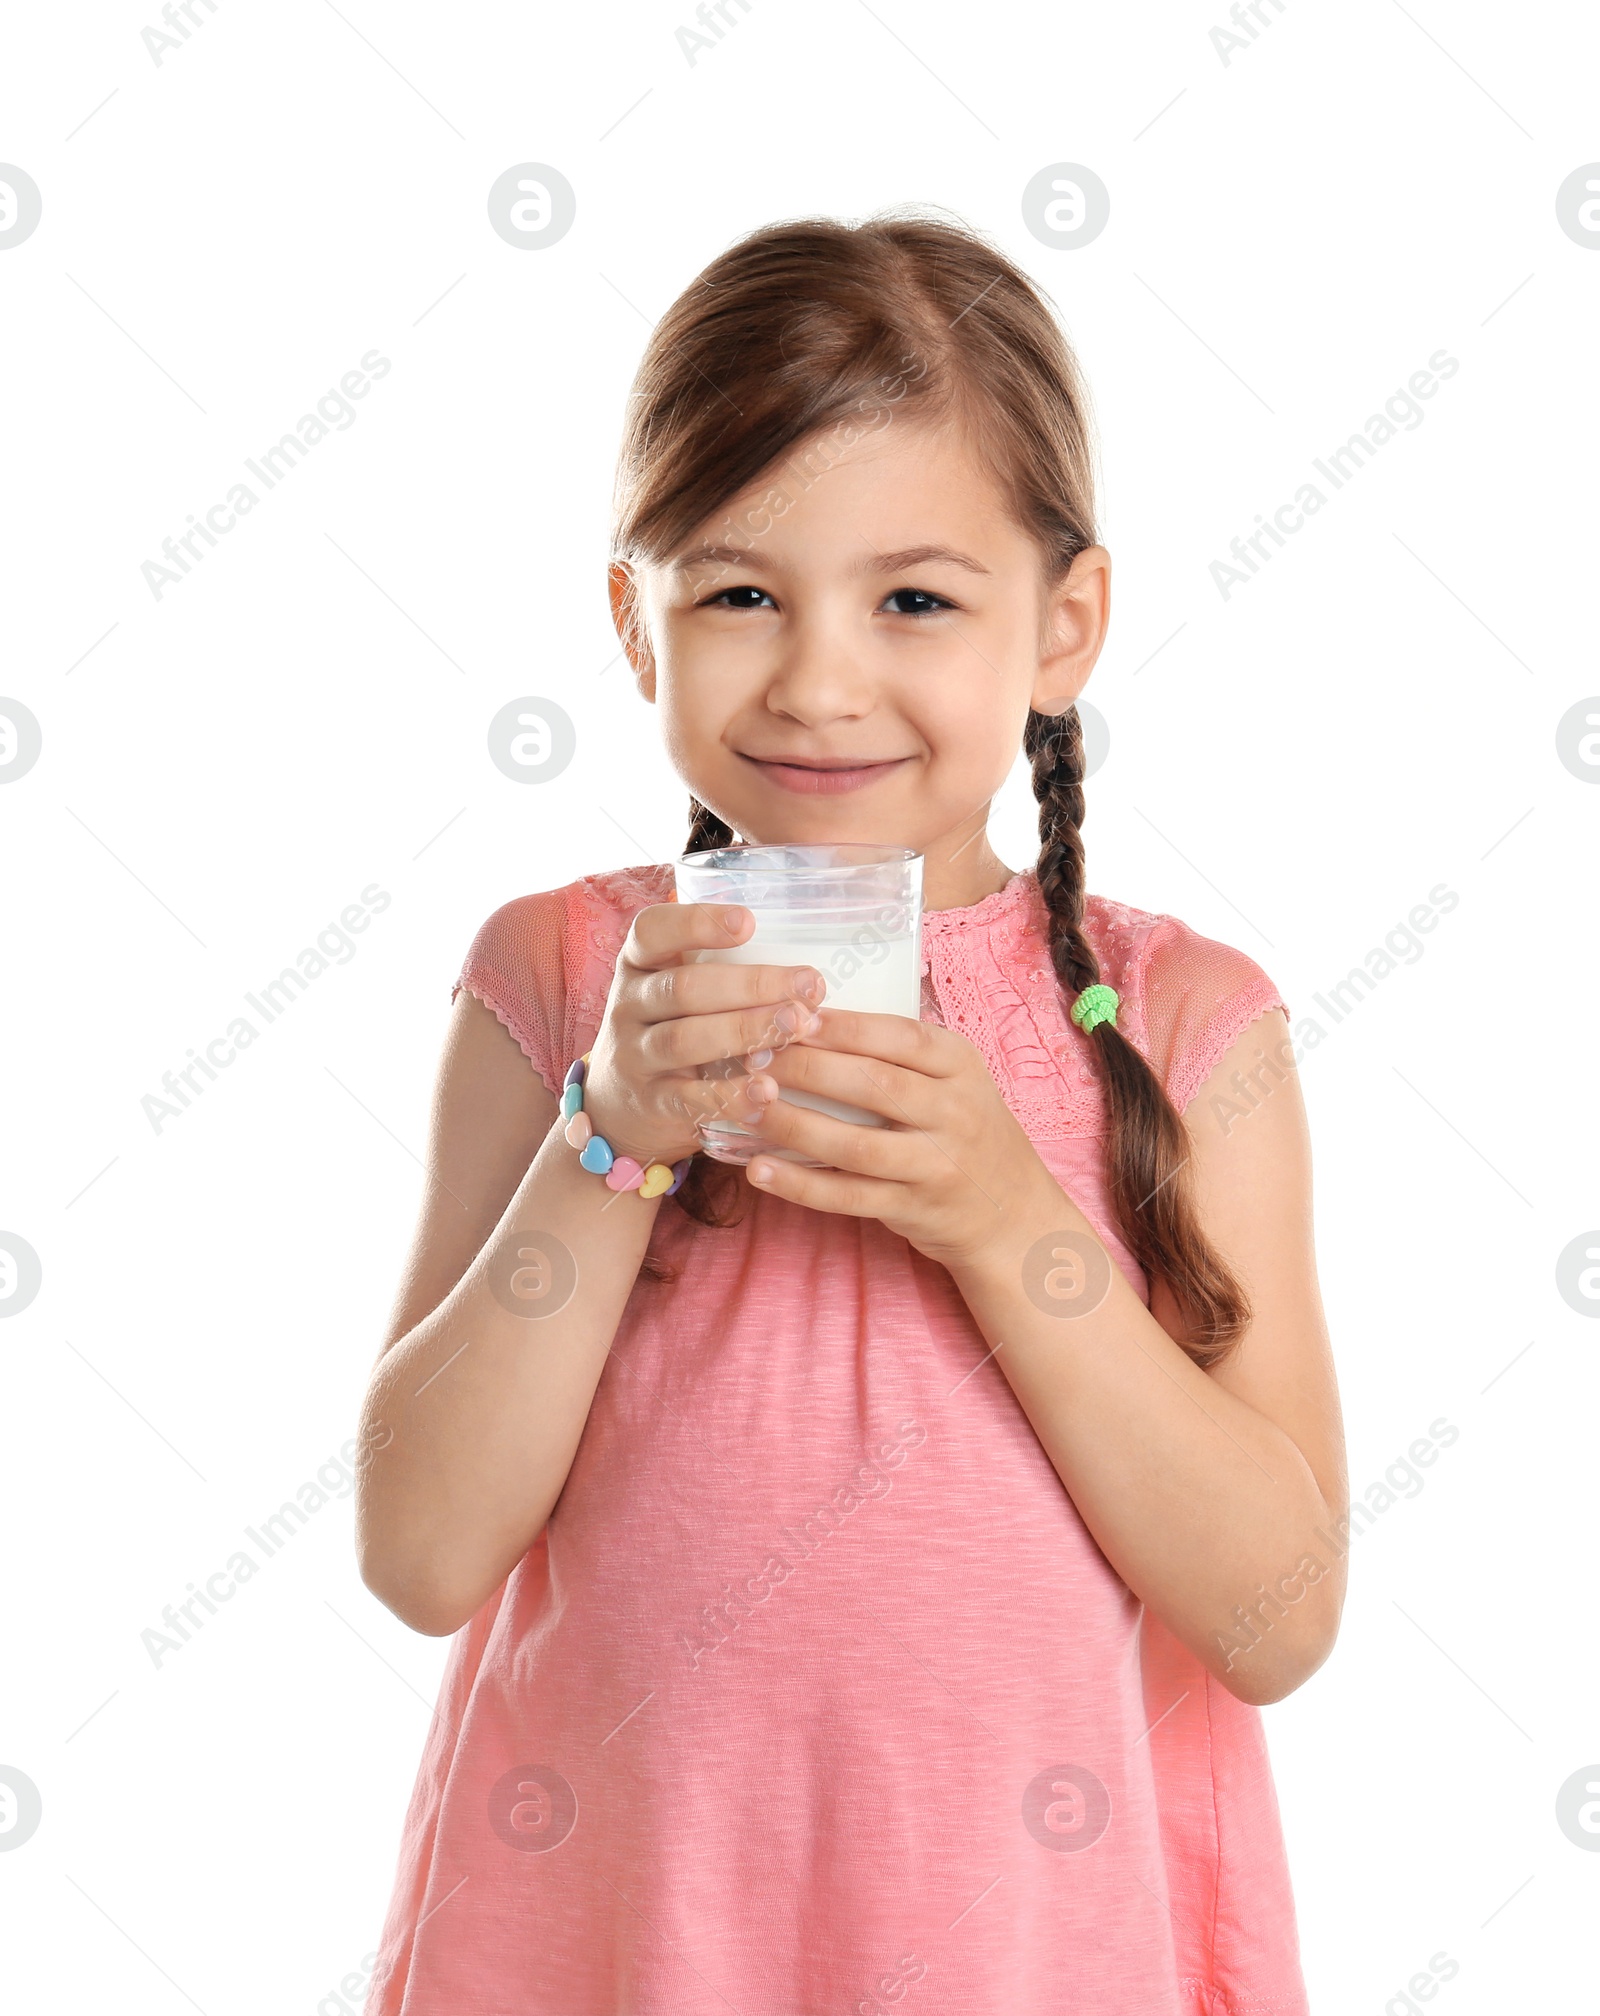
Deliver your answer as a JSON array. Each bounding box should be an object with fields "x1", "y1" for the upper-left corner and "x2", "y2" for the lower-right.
[{"x1": 358, "y1": 211, "x2": 1346, "y2": 2016}]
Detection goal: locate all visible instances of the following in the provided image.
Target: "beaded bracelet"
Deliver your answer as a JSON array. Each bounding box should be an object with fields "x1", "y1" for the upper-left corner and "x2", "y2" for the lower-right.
[{"x1": 560, "y1": 1054, "x2": 691, "y2": 1199}]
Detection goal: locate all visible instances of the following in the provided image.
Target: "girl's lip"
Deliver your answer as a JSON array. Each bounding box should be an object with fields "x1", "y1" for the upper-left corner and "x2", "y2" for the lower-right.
[{"x1": 738, "y1": 755, "x2": 912, "y2": 795}]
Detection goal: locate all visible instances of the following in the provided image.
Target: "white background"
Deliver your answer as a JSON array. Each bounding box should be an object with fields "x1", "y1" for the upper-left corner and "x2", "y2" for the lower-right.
[{"x1": 2, "y1": 1, "x2": 1597, "y2": 2010}]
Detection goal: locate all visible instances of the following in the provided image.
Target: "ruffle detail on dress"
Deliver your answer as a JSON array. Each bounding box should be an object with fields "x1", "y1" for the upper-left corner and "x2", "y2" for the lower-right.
[
  {"x1": 550, "y1": 862, "x2": 1275, "y2": 1146},
  {"x1": 921, "y1": 866, "x2": 1039, "y2": 940},
  {"x1": 454, "y1": 976, "x2": 565, "y2": 1102},
  {"x1": 920, "y1": 873, "x2": 1168, "y2": 1137},
  {"x1": 566, "y1": 863, "x2": 675, "y2": 1042}
]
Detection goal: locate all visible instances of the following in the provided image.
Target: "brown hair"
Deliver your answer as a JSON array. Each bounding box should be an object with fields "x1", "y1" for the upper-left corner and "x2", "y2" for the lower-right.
[{"x1": 612, "y1": 210, "x2": 1248, "y2": 1369}]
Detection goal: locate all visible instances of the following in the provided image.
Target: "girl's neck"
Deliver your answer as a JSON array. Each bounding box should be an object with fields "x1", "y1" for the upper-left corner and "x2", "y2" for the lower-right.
[{"x1": 920, "y1": 830, "x2": 1020, "y2": 914}]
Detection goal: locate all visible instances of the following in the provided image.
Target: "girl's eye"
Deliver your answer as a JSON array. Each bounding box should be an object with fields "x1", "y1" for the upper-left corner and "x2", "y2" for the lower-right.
[
  {"x1": 882, "y1": 588, "x2": 952, "y2": 616},
  {"x1": 700, "y1": 584, "x2": 953, "y2": 615}
]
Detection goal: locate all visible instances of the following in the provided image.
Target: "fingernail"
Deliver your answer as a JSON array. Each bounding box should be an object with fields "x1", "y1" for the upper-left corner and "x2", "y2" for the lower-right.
[
  {"x1": 774, "y1": 1002, "x2": 802, "y2": 1034},
  {"x1": 722, "y1": 905, "x2": 749, "y2": 934},
  {"x1": 747, "y1": 1047, "x2": 773, "y2": 1069},
  {"x1": 802, "y1": 1011, "x2": 823, "y2": 1035},
  {"x1": 749, "y1": 1162, "x2": 772, "y2": 1184},
  {"x1": 795, "y1": 969, "x2": 825, "y2": 1003},
  {"x1": 747, "y1": 1076, "x2": 777, "y2": 1104}
]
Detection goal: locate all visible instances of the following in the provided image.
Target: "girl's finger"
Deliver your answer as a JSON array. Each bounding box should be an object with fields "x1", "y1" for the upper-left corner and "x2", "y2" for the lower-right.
[
  {"x1": 743, "y1": 1152, "x2": 905, "y2": 1220},
  {"x1": 736, "y1": 1081, "x2": 920, "y2": 1182},
  {"x1": 758, "y1": 1042, "x2": 929, "y2": 1128},
  {"x1": 622, "y1": 899, "x2": 754, "y2": 970},
  {"x1": 637, "y1": 957, "x2": 826, "y2": 1024},
  {"x1": 789, "y1": 1006, "x2": 961, "y2": 1076},
  {"x1": 639, "y1": 1000, "x2": 823, "y2": 1074}
]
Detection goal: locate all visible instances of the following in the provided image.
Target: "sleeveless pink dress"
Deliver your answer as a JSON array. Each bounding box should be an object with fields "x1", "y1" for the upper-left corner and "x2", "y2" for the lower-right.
[{"x1": 368, "y1": 863, "x2": 1310, "y2": 2016}]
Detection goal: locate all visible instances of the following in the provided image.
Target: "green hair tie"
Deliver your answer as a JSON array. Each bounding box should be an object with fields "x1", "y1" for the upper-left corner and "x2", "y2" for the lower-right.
[{"x1": 1070, "y1": 983, "x2": 1119, "y2": 1034}]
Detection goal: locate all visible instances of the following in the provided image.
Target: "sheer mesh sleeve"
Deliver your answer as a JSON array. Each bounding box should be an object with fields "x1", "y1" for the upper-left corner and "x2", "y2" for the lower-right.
[
  {"x1": 1129, "y1": 913, "x2": 1290, "y2": 1116},
  {"x1": 450, "y1": 888, "x2": 574, "y2": 1102}
]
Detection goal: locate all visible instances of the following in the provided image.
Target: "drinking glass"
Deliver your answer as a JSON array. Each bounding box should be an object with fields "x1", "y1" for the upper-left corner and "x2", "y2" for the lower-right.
[{"x1": 672, "y1": 842, "x2": 924, "y2": 1166}]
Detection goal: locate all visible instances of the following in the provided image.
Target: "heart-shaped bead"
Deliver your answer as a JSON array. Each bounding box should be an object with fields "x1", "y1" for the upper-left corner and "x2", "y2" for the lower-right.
[{"x1": 604, "y1": 1155, "x2": 645, "y2": 1192}]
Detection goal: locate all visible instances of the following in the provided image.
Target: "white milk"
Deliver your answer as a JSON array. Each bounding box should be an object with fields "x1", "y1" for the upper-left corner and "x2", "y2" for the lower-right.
[{"x1": 689, "y1": 915, "x2": 922, "y2": 1154}]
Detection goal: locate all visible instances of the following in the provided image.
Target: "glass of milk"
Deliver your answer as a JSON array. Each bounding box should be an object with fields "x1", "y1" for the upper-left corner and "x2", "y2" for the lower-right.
[{"x1": 672, "y1": 842, "x2": 924, "y2": 1166}]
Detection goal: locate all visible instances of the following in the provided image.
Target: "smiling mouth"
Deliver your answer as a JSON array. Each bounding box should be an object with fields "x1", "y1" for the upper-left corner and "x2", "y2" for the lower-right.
[
  {"x1": 739, "y1": 753, "x2": 908, "y2": 768},
  {"x1": 736, "y1": 753, "x2": 914, "y2": 795}
]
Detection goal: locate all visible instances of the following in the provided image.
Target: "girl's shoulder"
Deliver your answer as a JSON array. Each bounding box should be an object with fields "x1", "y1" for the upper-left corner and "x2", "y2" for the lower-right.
[
  {"x1": 1083, "y1": 890, "x2": 1290, "y2": 1115},
  {"x1": 450, "y1": 863, "x2": 674, "y2": 1097}
]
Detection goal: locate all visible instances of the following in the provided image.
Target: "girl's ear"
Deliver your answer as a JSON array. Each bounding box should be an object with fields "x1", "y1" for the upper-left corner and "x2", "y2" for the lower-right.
[
  {"x1": 608, "y1": 561, "x2": 657, "y2": 702},
  {"x1": 1030, "y1": 543, "x2": 1111, "y2": 715}
]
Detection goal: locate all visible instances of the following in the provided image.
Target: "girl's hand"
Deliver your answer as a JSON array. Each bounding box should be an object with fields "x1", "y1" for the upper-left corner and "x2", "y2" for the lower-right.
[
  {"x1": 578, "y1": 902, "x2": 826, "y2": 1166},
  {"x1": 737, "y1": 1008, "x2": 1061, "y2": 1269}
]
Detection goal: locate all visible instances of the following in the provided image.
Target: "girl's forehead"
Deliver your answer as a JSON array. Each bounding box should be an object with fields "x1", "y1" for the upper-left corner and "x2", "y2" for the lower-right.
[{"x1": 665, "y1": 423, "x2": 1021, "y2": 570}]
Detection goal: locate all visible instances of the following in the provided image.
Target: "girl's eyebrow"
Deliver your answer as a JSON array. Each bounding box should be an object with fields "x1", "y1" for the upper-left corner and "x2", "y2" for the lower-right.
[
  {"x1": 672, "y1": 542, "x2": 990, "y2": 574},
  {"x1": 859, "y1": 544, "x2": 990, "y2": 576},
  {"x1": 674, "y1": 543, "x2": 755, "y2": 570}
]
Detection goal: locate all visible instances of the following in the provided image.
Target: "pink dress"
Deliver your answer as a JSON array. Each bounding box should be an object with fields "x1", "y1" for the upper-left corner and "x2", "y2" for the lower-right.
[{"x1": 368, "y1": 863, "x2": 1310, "y2": 2016}]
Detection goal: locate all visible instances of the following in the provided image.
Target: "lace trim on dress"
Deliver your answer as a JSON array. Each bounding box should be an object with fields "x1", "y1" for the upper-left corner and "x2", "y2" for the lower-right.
[
  {"x1": 542, "y1": 862, "x2": 1281, "y2": 1142},
  {"x1": 460, "y1": 980, "x2": 562, "y2": 1100},
  {"x1": 920, "y1": 872, "x2": 1165, "y2": 1137},
  {"x1": 566, "y1": 862, "x2": 675, "y2": 1054}
]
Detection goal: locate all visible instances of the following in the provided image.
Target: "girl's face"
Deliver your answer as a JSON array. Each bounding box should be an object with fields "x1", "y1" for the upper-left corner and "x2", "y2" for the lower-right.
[{"x1": 616, "y1": 414, "x2": 1110, "y2": 905}]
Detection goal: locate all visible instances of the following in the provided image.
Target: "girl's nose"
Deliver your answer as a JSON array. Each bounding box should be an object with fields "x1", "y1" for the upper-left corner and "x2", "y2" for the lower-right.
[{"x1": 762, "y1": 630, "x2": 876, "y2": 725}]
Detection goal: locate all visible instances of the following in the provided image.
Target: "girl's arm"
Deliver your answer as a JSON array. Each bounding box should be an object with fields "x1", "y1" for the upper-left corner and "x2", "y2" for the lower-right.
[
  {"x1": 356, "y1": 901, "x2": 826, "y2": 1637},
  {"x1": 737, "y1": 1006, "x2": 1347, "y2": 1706},
  {"x1": 354, "y1": 990, "x2": 664, "y2": 1636},
  {"x1": 942, "y1": 1009, "x2": 1347, "y2": 1707}
]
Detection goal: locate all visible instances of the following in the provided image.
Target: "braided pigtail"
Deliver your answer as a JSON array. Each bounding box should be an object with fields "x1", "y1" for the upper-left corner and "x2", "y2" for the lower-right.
[
  {"x1": 686, "y1": 798, "x2": 735, "y2": 853},
  {"x1": 1025, "y1": 704, "x2": 1249, "y2": 1370}
]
